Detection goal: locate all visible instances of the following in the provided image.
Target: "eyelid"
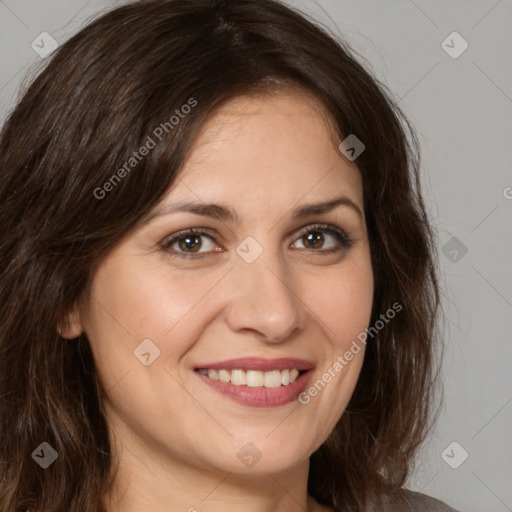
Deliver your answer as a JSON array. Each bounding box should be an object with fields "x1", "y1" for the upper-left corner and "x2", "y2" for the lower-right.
[{"x1": 162, "y1": 227, "x2": 218, "y2": 243}]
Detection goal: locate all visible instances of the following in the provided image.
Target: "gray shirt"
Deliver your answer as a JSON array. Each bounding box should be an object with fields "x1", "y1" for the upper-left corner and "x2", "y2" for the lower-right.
[
  {"x1": 364, "y1": 489, "x2": 461, "y2": 511},
  {"x1": 401, "y1": 489, "x2": 460, "y2": 511}
]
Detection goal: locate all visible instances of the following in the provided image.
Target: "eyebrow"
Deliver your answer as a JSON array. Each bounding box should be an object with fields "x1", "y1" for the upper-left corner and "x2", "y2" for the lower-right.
[{"x1": 141, "y1": 194, "x2": 363, "y2": 225}]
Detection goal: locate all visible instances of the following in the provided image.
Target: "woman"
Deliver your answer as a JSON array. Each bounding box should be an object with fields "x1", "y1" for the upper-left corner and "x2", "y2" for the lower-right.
[{"x1": 0, "y1": 0, "x2": 459, "y2": 510}]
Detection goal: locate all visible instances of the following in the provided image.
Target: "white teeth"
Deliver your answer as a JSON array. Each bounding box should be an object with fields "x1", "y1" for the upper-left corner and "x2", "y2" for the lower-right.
[
  {"x1": 264, "y1": 370, "x2": 282, "y2": 388},
  {"x1": 246, "y1": 370, "x2": 264, "y2": 387},
  {"x1": 207, "y1": 369, "x2": 219, "y2": 380},
  {"x1": 199, "y1": 368, "x2": 303, "y2": 387},
  {"x1": 230, "y1": 369, "x2": 247, "y2": 386},
  {"x1": 218, "y1": 369, "x2": 231, "y2": 383}
]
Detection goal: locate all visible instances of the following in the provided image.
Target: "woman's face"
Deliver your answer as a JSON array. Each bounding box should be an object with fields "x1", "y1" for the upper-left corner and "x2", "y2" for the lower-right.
[{"x1": 73, "y1": 90, "x2": 373, "y2": 476}]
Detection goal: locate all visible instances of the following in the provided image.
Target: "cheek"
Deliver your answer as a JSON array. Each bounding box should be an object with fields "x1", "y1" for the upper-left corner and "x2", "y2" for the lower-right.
[
  {"x1": 82, "y1": 257, "x2": 228, "y2": 371},
  {"x1": 302, "y1": 262, "x2": 372, "y2": 428},
  {"x1": 99, "y1": 263, "x2": 197, "y2": 333},
  {"x1": 313, "y1": 259, "x2": 374, "y2": 347},
  {"x1": 298, "y1": 254, "x2": 372, "y2": 418}
]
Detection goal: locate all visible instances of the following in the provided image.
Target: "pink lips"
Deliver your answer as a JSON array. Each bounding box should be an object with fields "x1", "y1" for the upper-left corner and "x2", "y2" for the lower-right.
[
  {"x1": 194, "y1": 357, "x2": 314, "y2": 372},
  {"x1": 194, "y1": 357, "x2": 315, "y2": 408}
]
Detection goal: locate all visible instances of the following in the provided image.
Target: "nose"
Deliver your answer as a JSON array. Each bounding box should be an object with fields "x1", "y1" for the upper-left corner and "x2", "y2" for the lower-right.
[{"x1": 224, "y1": 251, "x2": 305, "y2": 343}]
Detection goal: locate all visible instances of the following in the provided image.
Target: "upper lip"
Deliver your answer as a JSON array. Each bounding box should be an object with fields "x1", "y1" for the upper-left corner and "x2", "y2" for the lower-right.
[{"x1": 194, "y1": 357, "x2": 315, "y2": 372}]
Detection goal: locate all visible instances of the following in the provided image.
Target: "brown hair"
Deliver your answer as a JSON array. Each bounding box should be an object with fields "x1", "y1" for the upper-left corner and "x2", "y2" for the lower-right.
[{"x1": 0, "y1": 1, "x2": 441, "y2": 510}]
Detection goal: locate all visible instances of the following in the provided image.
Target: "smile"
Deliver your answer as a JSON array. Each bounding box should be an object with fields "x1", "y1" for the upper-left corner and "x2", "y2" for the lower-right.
[
  {"x1": 193, "y1": 357, "x2": 314, "y2": 407},
  {"x1": 197, "y1": 368, "x2": 302, "y2": 387}
]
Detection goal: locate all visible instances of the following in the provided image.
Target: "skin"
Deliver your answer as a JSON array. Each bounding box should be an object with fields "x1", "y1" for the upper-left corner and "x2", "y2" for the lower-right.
[{"x1": 63, "y1": 89, "x2": 374, "y2": 512}]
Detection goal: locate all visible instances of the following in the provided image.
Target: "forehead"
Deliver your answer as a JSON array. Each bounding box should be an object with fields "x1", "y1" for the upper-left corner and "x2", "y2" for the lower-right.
[{"x1": 171, "y1": 90, "x2": 363, "y2": 208}]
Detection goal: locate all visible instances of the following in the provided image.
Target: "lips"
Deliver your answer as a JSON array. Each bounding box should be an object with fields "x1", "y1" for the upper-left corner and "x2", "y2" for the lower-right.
[
  {"x1": 193, "y1": 357, "x2": 314, "y2": 407},
  {"x1": 194, "y1": 357, "x2": 314, "y2": 372}
]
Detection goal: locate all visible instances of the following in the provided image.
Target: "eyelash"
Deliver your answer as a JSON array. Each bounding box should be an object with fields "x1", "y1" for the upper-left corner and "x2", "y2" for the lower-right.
[{"x1": 161, "y1": 223, "x2": 353, "y2": 259}]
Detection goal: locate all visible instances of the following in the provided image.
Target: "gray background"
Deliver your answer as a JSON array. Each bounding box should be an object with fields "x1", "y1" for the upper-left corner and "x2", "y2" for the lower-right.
[{"x1": 1, "y1": 1, "x2": 511, "y2": 511}]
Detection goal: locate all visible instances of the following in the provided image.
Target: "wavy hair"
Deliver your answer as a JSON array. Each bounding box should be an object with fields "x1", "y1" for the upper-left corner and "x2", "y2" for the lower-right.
[{"x1": 0, "y1": 1, "x2": 441, "y2": 510}]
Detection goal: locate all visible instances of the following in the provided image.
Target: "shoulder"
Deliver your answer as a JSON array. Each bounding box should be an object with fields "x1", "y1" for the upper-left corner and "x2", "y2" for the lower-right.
[
  {"x1": 364, "y1": 488, "x2": 461, "y2": 511},
  {"x1": 398, "y1": 489, "x2": 461, "y2": 511}
]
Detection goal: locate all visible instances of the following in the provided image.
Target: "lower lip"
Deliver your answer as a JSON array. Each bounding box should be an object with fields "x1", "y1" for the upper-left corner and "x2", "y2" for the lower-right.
[{"x1": 194, "y1": 370, "x2": 313, "y2": 408}]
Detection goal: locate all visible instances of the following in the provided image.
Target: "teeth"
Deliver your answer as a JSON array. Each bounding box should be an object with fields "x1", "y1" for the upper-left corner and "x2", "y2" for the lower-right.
[
  {"x1": 218, "y1": 369, "x2": 231, "y2": 383},
  {"x1": 231, "y1": 369, "x2": 247, "y2": 386},
  {"x1": 207, "y1": 369, "x2": 219, "y2": 380},
  {"x1": 198, "y1": 368, "x2": 303, "y2": 387},
  {"x1": 264, "y1": 370, "x2": 282, "y2": 388},
  {"x1": 246, "y1": 370, "x2": 264, "y2": 387}
]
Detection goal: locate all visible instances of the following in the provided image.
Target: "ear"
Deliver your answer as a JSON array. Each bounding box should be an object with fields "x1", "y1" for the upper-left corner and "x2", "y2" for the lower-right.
[{"x1": 58, "y1": 303, "x2": 83, "y2": 339}]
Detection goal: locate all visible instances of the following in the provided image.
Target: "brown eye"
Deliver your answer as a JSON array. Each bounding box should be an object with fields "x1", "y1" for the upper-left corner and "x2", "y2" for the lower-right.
[
  {"x1": 302, "y1": 231, "x2": 325, "y2": 249},
  {"x1": 163, "y1": 229, "x2": 219, "y2": 256},
  {"x1": 292, "y1": 224, "x2": 353, "y2": 252},
  {"x1": 178, "y1": 234, "x2": 202, "y2": 253}
]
